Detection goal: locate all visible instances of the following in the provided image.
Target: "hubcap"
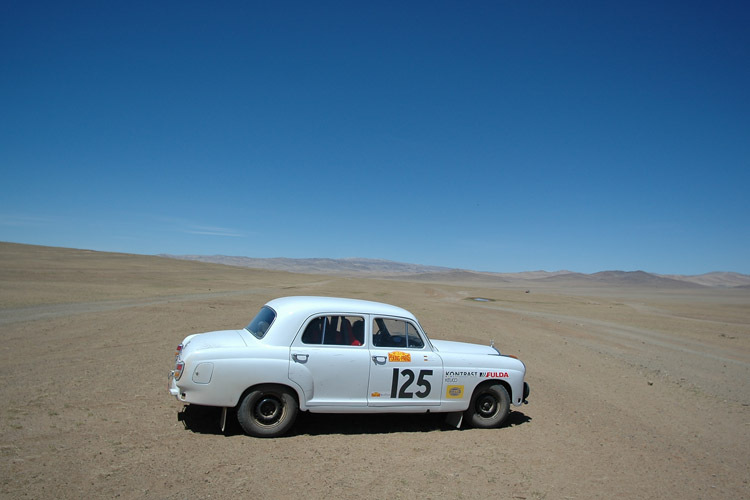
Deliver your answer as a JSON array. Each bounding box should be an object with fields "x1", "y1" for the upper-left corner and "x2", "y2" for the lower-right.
[
  {"x1": 255, "y1": 396, "x2": 283, "y2": 425},
  {"x1": 477, "y1": 394, "x2": 498, "y2": 418}
]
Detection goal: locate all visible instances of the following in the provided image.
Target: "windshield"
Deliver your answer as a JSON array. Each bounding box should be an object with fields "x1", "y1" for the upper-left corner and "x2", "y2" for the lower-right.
[{"x1": 245, "y1": 306, "x2": 276, "y2": 339}]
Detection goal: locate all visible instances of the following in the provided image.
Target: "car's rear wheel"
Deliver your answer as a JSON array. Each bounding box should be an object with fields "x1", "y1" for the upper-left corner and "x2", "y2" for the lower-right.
[
  {"x1": 237, "y1": 385, "x2": 298, "y2": 437},
  {"x1": 464, "y1": 383, "x2": 510, "y2": 428}
]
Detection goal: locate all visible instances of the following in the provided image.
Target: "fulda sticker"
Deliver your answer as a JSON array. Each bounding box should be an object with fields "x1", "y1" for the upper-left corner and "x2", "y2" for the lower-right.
[
  {"x1": 446, "y1": 385, "x2": 464, "y2": 399},
  {"x1": 388, "y1": 351, "x2": 411, "y2": 362},
  {"x1": 482, "y1": 371, "x2": 509, "y2": 378}
]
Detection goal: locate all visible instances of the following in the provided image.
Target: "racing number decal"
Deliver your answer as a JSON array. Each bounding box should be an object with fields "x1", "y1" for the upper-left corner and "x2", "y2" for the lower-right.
[{"x1": 390, "y1": 368, "x2": 433, "y2": 398}]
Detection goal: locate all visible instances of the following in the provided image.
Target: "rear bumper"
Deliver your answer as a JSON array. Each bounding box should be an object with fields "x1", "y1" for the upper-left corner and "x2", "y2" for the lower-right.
[{"x1": 168, "y1": 371, "x2": 180, "y2": 398}]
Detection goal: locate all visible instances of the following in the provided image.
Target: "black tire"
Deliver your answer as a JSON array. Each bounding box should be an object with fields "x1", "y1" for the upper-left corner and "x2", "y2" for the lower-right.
[
  {"x1": 237, "y1": 385, "x2": 298, "y2": 438},
  {"x1": 464, "y1": 383, "x2": 510, "y2": 429}
]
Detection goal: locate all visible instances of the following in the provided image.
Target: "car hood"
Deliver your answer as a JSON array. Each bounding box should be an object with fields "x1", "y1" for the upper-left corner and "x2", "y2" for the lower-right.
[
  {"x1": 430, "y1": 339, "x2": 498, "y2": 356},
  {"x1": 182, "y1": 329, "x2": 247, "y2": 355}
]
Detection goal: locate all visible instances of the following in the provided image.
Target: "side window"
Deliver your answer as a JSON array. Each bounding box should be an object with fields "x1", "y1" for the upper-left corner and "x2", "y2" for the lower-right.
[
  {"x1": 301, "y1": 315, "x2": 365, "y2": 346},
  {"x1": 372, "y1": 318, "x2": 424, "y2": 348},
  {"x1": 301, "y1": 317, "x2": 324, "y2": 344}
]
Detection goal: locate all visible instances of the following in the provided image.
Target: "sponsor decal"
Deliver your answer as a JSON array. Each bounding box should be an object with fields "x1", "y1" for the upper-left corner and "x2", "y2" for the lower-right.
[
  {"x1": 388, "y1": 351, "x2": 411, "y2": 362},
  {"x1": 371, "y1": 392, "x2": 381, "y2": 397},
  {"x1": 444, "y1": 370, "x2": 510, "y2": 378},
  {"x1": 446, "y1": 385, "x2": 464, "y2": 399}
]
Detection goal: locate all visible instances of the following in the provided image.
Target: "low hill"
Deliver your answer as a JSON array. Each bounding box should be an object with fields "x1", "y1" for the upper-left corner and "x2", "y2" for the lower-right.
[
  {"x1": 161, "y1": 253, "x2": 750, "y2": 289},
  {"x1": 664, "y1": 271, "x2": 750, "y2": 288},
  {"x1": 161, "y1": 254, "x2": 454, "y2": 276}
]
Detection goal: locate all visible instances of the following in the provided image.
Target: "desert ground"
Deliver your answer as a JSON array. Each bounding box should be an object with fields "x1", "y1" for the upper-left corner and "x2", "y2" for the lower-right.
[{"x1": 1, "y1": 242, "x2": 748, "y2": 499}]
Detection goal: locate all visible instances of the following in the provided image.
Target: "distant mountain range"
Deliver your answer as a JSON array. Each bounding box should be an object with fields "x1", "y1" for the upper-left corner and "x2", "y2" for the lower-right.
[{"x1": 159, "y1": 254, "x2": 750, "y2": 289}]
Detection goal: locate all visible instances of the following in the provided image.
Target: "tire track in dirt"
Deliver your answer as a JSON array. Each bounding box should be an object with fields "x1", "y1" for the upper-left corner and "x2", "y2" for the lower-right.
[
  {"x1": 466, "y1": 300, "x2": 749, "y2": 367},
  {"x1": 464, "y1": 299, "x2": 750, "y2": 404},
  {"x1": 0, "y1": 290, "x2": 262, "y2": 326}
]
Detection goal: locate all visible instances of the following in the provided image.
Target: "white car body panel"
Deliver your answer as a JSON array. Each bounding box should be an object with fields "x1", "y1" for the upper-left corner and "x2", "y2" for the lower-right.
[
  {"x1": 289, "y1": 343, "x2": 371, "y2": 407},
  {"x1": 169, "y1": 296, "x2": 528, "y2": 416}
]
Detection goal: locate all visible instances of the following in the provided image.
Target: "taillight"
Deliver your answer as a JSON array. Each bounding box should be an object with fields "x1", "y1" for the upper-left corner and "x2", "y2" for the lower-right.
[
  {"x1": 174, "y1": 361, "x2": 185, "y2": 380},
  {"x1": 175, "y1": 343, "x2": 183, "y2": 357}
]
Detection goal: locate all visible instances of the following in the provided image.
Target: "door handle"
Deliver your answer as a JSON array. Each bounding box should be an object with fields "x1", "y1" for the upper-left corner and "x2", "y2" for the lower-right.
[
  {"x1": 292, "y1": 353, "x2": 309, "y2": 363},
  {"x1": 372, "y1": 355, "x2": 387, "y2": 365}
]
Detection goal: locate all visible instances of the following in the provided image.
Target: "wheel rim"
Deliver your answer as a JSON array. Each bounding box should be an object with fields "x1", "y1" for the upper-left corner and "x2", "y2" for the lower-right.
[
  {"x1": 254, "y1": 395, "x2": 284, "y2": 426},
  {"x1": 476, "y1": 393, "x2": 498, "y2": 418}
]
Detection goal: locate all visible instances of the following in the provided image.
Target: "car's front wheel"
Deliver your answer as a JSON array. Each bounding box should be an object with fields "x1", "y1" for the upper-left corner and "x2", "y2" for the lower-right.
[
  {"x1": 464, "y1": 383, "x2": 510, "y2": 429},
  {"x1": 237, "y1": 385, "x2": 298, "y2": 438}
]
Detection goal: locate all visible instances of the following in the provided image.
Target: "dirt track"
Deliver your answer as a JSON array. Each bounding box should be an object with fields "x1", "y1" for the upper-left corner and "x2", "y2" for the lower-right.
[{"x1": 1, "y1": 243, "x2": 749, "y2": 499}]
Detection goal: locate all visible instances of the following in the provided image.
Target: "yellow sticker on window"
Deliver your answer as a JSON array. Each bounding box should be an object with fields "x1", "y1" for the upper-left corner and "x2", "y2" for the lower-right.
[
  {"x1": 388, "y1": 351, "x2": 411, "y2": 362},
  {"x1": 446, "y1": 385, "x2": 464, "y2": 399}
]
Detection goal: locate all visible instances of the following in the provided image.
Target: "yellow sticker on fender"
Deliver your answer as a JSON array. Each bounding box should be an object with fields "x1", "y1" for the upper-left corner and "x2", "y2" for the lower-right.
[
  {"x1": 446, "y1": 385, "x2": 464, "y2": 399},
  {"x1": 388, "y1": 351, "x2": 411, "y2": 362}
]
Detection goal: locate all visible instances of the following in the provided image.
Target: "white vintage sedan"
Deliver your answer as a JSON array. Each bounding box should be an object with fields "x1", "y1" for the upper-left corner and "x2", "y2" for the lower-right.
[{"x1": 169, "y1": 296, "x2": 529, "y2": 437}]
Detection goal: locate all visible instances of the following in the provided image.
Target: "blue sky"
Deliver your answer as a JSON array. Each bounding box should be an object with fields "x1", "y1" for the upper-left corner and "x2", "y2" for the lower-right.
[{"x1": 1, "y1": 1, "x2": 748, "y2": 274}]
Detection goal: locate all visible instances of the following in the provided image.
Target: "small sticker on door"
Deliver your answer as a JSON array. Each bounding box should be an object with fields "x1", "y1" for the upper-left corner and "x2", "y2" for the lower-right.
[{"x1": 388, "y1": 351, "x2": 411, "y2": 362}]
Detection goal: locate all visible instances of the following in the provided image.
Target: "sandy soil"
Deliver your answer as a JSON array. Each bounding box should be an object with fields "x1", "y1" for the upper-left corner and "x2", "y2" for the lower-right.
[{"x1": 1, "y1": 242, "x2": 749, "y2": 499}]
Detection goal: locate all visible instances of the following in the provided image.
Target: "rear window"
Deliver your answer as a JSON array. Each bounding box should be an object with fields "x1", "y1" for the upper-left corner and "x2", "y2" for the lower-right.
[{"x1": 245, "y1": 306, "x2": 276, "y2": 339}]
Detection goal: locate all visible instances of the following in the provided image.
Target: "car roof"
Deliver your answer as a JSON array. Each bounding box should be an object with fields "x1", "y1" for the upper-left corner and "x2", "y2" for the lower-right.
[
  {"x1": 255, "y1": 296, "x2": 419, "y2": 346},
  {"x1": 265, "y1": 296, "x2": 416, "y2": 321}
]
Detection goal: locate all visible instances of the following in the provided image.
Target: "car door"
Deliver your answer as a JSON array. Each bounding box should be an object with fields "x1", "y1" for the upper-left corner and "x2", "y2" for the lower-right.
[
  {"x1": 367, "y1": 316, "x2": 443, "y2": 407},
  {"x1": 289, "y1": 314, "x2": 370, "y2": 407}
]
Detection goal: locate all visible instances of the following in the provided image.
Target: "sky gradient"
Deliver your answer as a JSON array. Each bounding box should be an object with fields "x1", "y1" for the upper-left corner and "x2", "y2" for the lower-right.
[{"x1": 2, "y1": 1, "x2": 748, "y2": 274}]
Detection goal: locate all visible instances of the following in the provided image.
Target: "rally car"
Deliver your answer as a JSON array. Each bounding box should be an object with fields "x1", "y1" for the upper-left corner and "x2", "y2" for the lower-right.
[{"x1": 169, "y1": 296, "x2": 529, "y2": 437}]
